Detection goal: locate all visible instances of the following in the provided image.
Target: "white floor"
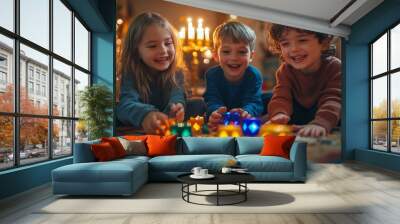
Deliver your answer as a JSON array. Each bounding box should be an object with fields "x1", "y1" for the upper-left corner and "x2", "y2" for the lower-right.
[{"x1": 1, "y1": 162, "x2": 400, "y2": 224}]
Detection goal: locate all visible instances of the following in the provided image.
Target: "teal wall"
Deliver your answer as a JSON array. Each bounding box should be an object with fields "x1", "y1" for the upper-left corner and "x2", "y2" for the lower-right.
[
  {"x1": 0, "y1": 0, "x2": 115, "y2": 200},
  {"x1": 0, "y1": 158, "x2": 72, "y2": 199},
  {"x1": 344, "y1": 0, "x2": 400, "y2": 171}
]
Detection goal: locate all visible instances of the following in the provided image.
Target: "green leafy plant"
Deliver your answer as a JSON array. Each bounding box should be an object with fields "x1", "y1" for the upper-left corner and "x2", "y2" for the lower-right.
[{"x1": 79, "y1": 84, "x2": 113, "y2": 140}]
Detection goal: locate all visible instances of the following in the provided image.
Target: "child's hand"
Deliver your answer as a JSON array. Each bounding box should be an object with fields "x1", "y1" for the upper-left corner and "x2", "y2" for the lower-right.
[
  {"x1": 208, "y1": 107, "x2": 227, "y2": 132},
  {"x1": 142, "y1": 111, "x2": 168, "y2": 134},
  {"x1": 297, "y1": 124, "x2": 327, "y2": 137},
  {"x1": 230, "y1": 108, "x2": 251, "y2": 119},
  {"x1": 269, "y1": 113, "x2": 290, "y2": 124},
  {"x1": 169, "y1": 103, "x2": 185, "y2": 122}
]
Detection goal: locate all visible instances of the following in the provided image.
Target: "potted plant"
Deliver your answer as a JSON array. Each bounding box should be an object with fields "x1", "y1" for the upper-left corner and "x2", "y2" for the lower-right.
[{"x1": 79, "y1": 84, "x2": 113, "y2": 140}]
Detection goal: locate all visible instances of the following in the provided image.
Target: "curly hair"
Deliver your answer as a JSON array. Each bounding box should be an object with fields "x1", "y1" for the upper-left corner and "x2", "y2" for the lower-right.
[{"x1": 267, "y1": 24, "x2": 333, "y2": 56}]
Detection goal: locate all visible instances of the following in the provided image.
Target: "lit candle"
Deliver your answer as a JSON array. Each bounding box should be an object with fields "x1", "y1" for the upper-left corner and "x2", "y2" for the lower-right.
[
  {"x1": 187, "y1": 18, "x2": 195, "y2": 40},
  {"x1": 197, "y1": 18, "x2": 204, "y2": 40},
  {"x1": 179, "y1": 27, "x2": 185, "y2": 40},
  {"x1": 204, "y1": 27, "x2": 210, "y2": 41}
]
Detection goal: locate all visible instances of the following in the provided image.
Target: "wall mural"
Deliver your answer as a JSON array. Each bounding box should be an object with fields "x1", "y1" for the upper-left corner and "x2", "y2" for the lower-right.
[{"x1": 116, "y1": 0, "x2": 342, "y2": 163}]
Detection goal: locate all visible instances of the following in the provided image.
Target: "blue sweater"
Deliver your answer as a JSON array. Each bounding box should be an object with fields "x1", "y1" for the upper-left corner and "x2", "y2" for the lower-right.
[
  {"x1": 116, "y1": 72, "x2": 185, "y2": 128},
  {"x1": 204, "y1": 65, "x2": 263, "y2": 118}
]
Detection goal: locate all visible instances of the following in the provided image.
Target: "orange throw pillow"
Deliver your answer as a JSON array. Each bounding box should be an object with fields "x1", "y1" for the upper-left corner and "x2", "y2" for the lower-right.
[
  {"x1": 146, "y1": 135, "x2": 177, "y2": 157},
  {"x1": 123, "y1": 135, "x2": 148, "y2": 141},
  {"x1": 101, "y1": 137, "x2": 126, "y2": 158},
  {"x1": 91, "y1": 142, "x2": 117, "y2": 161},
  {"x1": 260, "y1": 135, "x2": 296, "y2": 159}
]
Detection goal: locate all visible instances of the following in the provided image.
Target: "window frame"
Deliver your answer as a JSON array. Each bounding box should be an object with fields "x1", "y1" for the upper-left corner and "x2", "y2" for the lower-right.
[
  {"x1": 370, "y1": 20, "x2": 400, "y2": 154},
  {"x1": 0, "y1": 0, "x2": 92, "y2": 171}
]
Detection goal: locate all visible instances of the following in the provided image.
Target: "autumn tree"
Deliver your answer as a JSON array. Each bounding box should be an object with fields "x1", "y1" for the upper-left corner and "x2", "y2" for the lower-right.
[
  {"x1": 372, "y1": 99, "x2": 400, "y2": 142},
  {"x1": 0, "y1": 84, "x2": 60, "y2": 151}
]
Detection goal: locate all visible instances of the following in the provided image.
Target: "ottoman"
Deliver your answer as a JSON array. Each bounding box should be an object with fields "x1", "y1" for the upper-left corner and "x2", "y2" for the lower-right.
[{"x1": 52, "y1": 157, "x2": 148, "y2": 196}]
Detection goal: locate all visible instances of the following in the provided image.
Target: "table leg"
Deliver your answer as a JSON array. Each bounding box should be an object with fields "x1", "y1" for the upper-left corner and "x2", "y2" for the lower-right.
[
  {"x1": 245, "y1": 183, "x2": 247, "y2": 201},
  {"x1": 217, "y1": 184, "x2": 219, "y2": 206}
]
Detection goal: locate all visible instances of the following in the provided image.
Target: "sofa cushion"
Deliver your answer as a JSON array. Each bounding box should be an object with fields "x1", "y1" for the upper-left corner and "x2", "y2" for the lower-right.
[
  {"x1": 148, "y1": 154, "x2": 235, "y2": 172},
  {"x1": 90, "y1": 142, "x2": 118, "y2": 162},
  {"x1": 236, "y1": 137, "x2": 264, "y2": 155},
  {"x1": 101, "y1": 137, "x2": 127, "y2": 158},
  {"x1": 118, "y1": 137, "x2": 147, "y2": 156},
  {"x1": 146, "y1": 135, "x2": 177, "y2": 157},
  {"x1": 74, "y1": 140, "x2": 100, "y2": 163},
  {"x1": 236, "y1": 155, "x2": 293, "y2": 172},
  {"x1": 180, "y1": 137, "x2": 235, "y2": 155},
  {"x1": 52, "y1": 159, "x2": 146, "y2": 183},
  {"x1": 52, "y1": 158, "x2": 148, "y2": 195},
  {"x1": 260, "y1": 135, "x2": 296, "y2": 159}
]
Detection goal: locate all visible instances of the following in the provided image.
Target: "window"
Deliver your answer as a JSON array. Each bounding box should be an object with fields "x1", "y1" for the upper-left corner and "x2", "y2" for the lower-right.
[
  {"x1": 0, "y1": 71, "x2": 6, "y2": 83},
  {"x1": 0, "y1": 54, "x2": 7, "y2": 67},
  {"x1": 36, "y1": 83, "x2": 40, "y2": 95},
  {"x1": 28, "y1": 81, "x2": 34, "y2": 94},
  {"x1": 0, "y1": 54, "x2": 7, "y2": 87},
  {"x1": 0, "y1": 0, "x2": 91, "y2": 170},
  {"x1": 41, "y1": 73, "x2": 46, "y2": 83},
  {"x1": 28, "y1": 67, "x2": 34, "y2": 80},
  {"x1": 42, "y1": 85, "x2": 46, "y2": 97},
  {"x1": 35, "y1": 70, "x2": 41, "y2": 81},
  {"x1": 370, "y1": 23, "x2": 400, "y2": 154}
]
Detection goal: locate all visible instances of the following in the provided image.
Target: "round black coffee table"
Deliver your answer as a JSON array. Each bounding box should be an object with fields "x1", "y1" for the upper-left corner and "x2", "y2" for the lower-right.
[{"x1": 177, "y1": 173, "x2": 255, "y2": 206}]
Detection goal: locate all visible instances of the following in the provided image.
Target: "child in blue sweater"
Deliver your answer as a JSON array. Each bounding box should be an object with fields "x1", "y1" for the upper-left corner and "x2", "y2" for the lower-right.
[
  {"x1": 204, "y1": 21, "x2": 263, "y2": 131},
  {"x1": 116, "y1": 12, "x2": 186, "y2": 134}
]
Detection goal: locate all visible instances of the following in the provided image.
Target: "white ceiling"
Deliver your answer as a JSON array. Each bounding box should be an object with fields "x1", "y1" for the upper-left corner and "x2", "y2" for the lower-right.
[
  {"x1": 166, "y1": 0, "x2": 384, "y2": 38},
  {"x1": 226, "y1": 0, "x2": 352, "y2": 22}
]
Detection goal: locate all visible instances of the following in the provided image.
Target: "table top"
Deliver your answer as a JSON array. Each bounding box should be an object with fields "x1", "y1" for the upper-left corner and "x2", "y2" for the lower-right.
[{"x1": 177, "y1": 172, "x2": 255, "y2": 185}]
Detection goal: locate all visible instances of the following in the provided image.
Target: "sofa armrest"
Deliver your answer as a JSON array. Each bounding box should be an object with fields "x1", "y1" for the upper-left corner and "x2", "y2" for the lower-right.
[
  {"x1": 289, "y1": 141, "x2": 307, "y2": 181},
  {"x1": 73, "y1": 140, "x2": 100, "y2": 163}
]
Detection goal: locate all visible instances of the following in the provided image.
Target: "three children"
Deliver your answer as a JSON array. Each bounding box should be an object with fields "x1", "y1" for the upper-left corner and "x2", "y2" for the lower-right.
[{"x1": 117, "y1": 12, "x2": 341, "y2": 137}]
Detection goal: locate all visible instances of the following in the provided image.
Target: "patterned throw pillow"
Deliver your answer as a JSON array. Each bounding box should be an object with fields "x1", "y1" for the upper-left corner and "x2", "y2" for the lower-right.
[{"x1": 118, "y1": 137, "x2": 147, "y2": 156}]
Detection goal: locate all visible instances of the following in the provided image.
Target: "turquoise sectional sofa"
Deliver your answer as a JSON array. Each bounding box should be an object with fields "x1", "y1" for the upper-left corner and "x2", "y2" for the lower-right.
[{"x1": 52, "y1": 137, "x2": 307, "y2": 196}]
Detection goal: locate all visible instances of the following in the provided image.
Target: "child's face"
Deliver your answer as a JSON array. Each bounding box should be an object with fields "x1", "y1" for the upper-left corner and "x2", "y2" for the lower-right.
[
  {"x1": 278, "y1": 29, "x2": 325, "y2": 73},
  {"x1": 138, "y1": 24, "x2": 175, "y2": 72},
  {"x1": 214, "y1": 38, "x2": 254, "y2": 82}
]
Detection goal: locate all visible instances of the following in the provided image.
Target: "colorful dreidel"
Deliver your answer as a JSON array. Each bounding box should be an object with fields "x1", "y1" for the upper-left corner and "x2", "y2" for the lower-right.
[
  {"x1": 189, "y1": 116, "x2": 204, "y2": 136},
  {"x1": 159, "y1": 118, "x2": 177, "y2": 136},
  {"x1": 241, "y1": 118, "x2": 261, "y2": 136},
  {"x1": 217, "y1": 124, "x2": 242, "y2": 137},
  {"x1": 171, "y1": 122, "x2": 192, "y2": 137},
  {"x1": 259, "y1": 123, "x2": 293, "y2": 136},
  {"x1": 223, "y1": 112, "x2": 241, "y2": 125}
]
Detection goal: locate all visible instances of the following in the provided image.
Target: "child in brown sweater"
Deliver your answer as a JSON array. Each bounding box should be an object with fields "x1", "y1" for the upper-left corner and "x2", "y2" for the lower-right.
[{"x1": 266, "y1": 25, "x2": 341, "y2": 137}]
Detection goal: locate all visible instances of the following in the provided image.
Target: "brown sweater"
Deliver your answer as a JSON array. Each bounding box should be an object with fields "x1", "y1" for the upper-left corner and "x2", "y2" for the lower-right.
[{"x1": 268, "y1": 56, "x2": 341, "y2": 132}]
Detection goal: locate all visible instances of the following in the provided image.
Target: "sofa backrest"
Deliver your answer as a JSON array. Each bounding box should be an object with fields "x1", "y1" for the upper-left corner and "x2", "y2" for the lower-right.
[
  {"x1": 235, "y1": 137, "x2": 264, "y2": 155},
  {"x1": 179, "y1": 137, "x2": 235, "y2": 155},
  {"x1": 74, "y1": 139, "x2": 100, "y2": 163}
]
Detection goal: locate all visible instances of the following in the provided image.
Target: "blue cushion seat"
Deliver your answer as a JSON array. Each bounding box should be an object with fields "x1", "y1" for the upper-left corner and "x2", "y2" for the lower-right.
[
  {"x1": 148, "y1": 154, "x2": 235, "y2": 181},
  {"x1": 235, "y1": 155, "x2": 293, "y2": 172},
  {"x1": 52, "y1": 157, "x2": 148, "y2": 195}
]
